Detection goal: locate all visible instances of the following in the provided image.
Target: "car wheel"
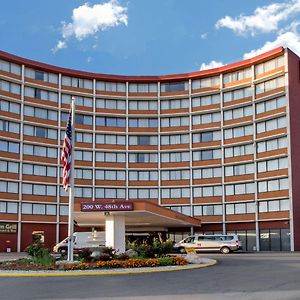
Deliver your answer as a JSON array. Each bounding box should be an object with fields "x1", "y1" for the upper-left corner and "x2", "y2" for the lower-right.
[
  {"x1": 220, "y1": 247, "x2": 230, "y2": 254},
  {"x1": 58, "y1": 248, "x2": 67, "y2": 254},
  {"x1": 178, "y1": 247, "x2": 186, "y2": 254}
]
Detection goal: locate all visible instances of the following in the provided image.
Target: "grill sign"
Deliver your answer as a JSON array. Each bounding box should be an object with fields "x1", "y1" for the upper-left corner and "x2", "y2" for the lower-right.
[
  {"x1": 81, "y1": 202, "x2": 133, "y2": 212},
  {"x1": 0, "y1": 223, "x2": 17, "y2": 233}
]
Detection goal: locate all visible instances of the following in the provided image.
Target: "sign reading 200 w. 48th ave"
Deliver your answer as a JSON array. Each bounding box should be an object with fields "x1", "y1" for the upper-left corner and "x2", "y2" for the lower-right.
[{"x1": 81, "y1": 202, "x2": 133, "y2": 212}]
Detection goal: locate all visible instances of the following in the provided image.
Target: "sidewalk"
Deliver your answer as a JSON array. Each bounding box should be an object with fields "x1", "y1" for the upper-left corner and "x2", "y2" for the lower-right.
[{"x1": 0, "y1": 252, "x2": 29, "y2": 262}]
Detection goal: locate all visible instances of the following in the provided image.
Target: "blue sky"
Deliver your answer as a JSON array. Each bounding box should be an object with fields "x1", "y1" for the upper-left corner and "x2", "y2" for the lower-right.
[{"x1": 0, "y1": 0, "x2": 300, "y2": 75}]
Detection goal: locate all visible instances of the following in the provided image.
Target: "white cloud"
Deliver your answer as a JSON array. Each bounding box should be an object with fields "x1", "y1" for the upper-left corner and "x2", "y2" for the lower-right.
[
  {"x1": 200, "y1": 60, "x2": 224, "y2": 71},
  {"x1": 51, "y1": 40, "x2": 67, "y2": 54},
  {"x1": 243, "y1": 30, "x2": 300, "y2": 59},
  {"x1": 200, "y1": 32, "x2": 208, "y2": 39},
  {"x1": 216, "y1": 0, "x2": 300, "y2": 36},
  {"x1": 53, "y1": 0, "x2": 128, "y2": 52}
]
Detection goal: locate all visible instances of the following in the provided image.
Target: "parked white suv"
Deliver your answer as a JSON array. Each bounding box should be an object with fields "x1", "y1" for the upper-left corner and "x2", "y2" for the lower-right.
[{"x1": 174, "y1": 234, "x2": 242, "y2": 254}]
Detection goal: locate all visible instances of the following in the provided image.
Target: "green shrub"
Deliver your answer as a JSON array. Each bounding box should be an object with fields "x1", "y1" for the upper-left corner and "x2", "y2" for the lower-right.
[
  {"x1": 25, "y1": 241, "x2": 54, "y2": 266},
  {"x1": 159, "y1": 257, "x2": 173, "y2": 266}
]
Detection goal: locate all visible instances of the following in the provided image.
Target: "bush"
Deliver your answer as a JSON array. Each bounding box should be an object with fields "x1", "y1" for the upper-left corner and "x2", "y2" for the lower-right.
[
  {"x1": 25, "y1": 241, "x2": 54, "y2": 266},
  {"x1": 159, "y1": 257, "x2": 173, "y2": 266}
]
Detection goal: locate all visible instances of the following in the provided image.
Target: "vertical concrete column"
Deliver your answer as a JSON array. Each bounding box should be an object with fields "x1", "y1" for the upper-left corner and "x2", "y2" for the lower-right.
[{"x1": 105, "y1": 215, "x2": 125, "y2": 253}]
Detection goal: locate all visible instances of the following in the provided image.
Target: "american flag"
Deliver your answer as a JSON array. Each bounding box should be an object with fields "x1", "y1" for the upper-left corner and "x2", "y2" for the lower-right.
[{"x1": 61, "y1": 109, "x2": 73, "y2": 191}]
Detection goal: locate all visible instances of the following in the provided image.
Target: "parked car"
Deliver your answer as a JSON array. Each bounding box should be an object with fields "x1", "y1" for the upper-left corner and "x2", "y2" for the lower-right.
[
  {"x1": 174, "y1": 234, "x2": 242, "y2": 254},
  {"x1": 53, "y1": 231, "x2": 105, "y2": 254}
]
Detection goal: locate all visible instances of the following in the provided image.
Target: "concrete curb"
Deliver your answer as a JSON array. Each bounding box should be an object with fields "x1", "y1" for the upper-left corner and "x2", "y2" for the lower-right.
[{"x1": 0, "y1": 259, "x2": 217, "y2": 277}]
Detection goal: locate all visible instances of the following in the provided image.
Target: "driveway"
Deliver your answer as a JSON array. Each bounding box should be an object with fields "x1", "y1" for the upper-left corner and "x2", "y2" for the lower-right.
[{"x1": 1, "y1": 252, "x2": 300, "y2": 300}]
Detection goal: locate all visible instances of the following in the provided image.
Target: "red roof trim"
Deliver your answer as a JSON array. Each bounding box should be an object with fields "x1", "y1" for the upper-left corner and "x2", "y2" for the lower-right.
[{"x1": 0, "y1": 47, "x2": 284, "y2": 82}]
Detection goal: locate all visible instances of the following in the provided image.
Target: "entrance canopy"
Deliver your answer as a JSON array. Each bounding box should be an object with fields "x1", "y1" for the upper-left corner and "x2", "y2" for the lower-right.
[{"x1": 74, "y1": 200, "x2": 201, "y2": 230}]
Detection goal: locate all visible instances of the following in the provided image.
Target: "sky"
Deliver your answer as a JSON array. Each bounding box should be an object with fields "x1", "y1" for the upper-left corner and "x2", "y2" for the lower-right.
[{"x1": 1, "y1": 0, "x2": 300, "y2": 76}]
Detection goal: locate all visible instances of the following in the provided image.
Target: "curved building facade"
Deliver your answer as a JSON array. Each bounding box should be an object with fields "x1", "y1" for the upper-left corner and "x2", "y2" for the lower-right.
[{"x1": 0, "y1": 47, "x2": 299, "y2": 252}]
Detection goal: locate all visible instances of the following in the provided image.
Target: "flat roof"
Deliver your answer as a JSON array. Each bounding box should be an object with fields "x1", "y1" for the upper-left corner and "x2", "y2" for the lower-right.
[{"x1": 74, "y1": 200, "x2": 201, "y2": 228}]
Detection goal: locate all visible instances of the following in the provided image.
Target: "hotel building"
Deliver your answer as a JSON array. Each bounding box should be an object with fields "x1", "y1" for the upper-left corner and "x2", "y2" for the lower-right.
[{"x1": 0, "y1": 47, "x2": 299, "y2": 252}]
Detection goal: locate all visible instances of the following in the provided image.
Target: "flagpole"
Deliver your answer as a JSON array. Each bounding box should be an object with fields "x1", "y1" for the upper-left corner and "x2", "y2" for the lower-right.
[{"x1": 67, "y1": 97, "x2": 75, "y2": 262}]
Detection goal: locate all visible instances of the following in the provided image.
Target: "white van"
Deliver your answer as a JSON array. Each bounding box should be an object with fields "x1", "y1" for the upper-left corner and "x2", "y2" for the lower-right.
[
  {"x1": 174, "y1": 234, "x2": 242, "y2": 254},
  {"x1": 53, "y1": 231, "x2": 105, "y2": 254}
]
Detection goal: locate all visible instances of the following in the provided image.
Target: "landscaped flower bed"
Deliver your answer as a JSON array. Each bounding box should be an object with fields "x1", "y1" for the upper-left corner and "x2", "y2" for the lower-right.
[{"x1": 0, "y1": 256, "x2": 187, "y2": 271}]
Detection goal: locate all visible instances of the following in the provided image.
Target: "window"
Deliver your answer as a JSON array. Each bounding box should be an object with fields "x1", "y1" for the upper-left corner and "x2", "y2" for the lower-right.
[
  {"x1": 25, "y1": 68, "x2": 58, "y2": 84},
  {"x1": 192, "y1": 94, "x2": 220, "y2": 108},
  {"x1": 23, "y1": 144, "x2": 57, "y2": 158},
  {"x1": 96, "y1": 134, "x2": 125, "y2": 145},
  {"x1": 95, "y1": 170, "x2": 125, "y2": 181},
  {"x1": 225, "y1": 163, "x2": 254, "y2": 176},
  {"x1": 257, "y1": 157, "x2": 288, "y2": 173},
  {"x1": 161, "y1": 170, "x2": 189, "y2": 180},
  {"x1": 75, "y1": 168, "x2": 93, "y2": 180},
  {"x1": 75, "y1": 114, "x2": 93, "y2": 126},
  {"x1": 75, "y1": 187, "x2": 92, "y2": 198},
  {"x1": 129, "y1": 100, "x2": 158, "y2": 111},
  {"x1": 23, "y1": 125, "x2": 57, "y2": 139},
  {"x1": 224, "y1": 106, "x2": 252, "y2": 121},
  {"x1": 23, "y1": 164, "x2": 56, "y2": 177},
  {"x1": 95, "y1": 188, "x2": 126, "y2": 199},
  {"x1": 161, "y1": 134, "x2": 189, "y2": 145},
  {"x1": 223, "y1": 68, "x2": 251, "y2": 84},
  {"x1": 194, "y1": 204, "x2": 222, "y2": 216},
  {"x1": 75, "y1": 150, "x2": 93, "y2": 161},
  {"x1": 0, "y1": 100, "x2": 20, "y2": 114},
  {"x1": 62, "y1": 76, "x2": 93, "y2": 89},
  {"x1": 24, "y1": 106, "x2": 58, "y2": 121},
  {"x1": 193, "y1": 185, "x2": 222, "y2": 198},
  {"x1": 192, "y1": 112, "x2": 221, "y2": 125},
  {"x1": 256, "y1": 116, "x2": 286, "y2": 134},
  {"x1": 22, "y1": 203, "x2": 57, "y2": 215},
  {"x1": 0, "y1": 201, "x2": 18, "y2": 213},
  {"x1": 0, "y1": 80, "x2": 21, "y2": 94},
  {"x1": 257, "y1": 137, "x2": 287, "y2": 153},
  {"x1": 255, "y1": 76, "x2": 285, "y2": 95},
  {"x1": 76, "y1": 132, "x2": 93, "y2": 143},
  {"x1": 59, "y1": 205, "x2": 69, "y2": 216},
  {"x1": 96, "y1": 81, "x2": 125, "y2": 92},
  {"x1": 129, "y1": 188, "x2": 158, "y2": 199},
  {"x1": 161, "y1": 81, "x2": 188, "y2": 92},
  {"x1": 0, "y1": 120, "x2": 20, "y2": 134},
  {"x1": 224, "y1": 144, "x2": 253, "y2": 158},
  {"x1": 256, "y1": 96, "x2": 286, "y2": 114},
  {"x1": 225, "y1": 183, "x2": 255, "y2": 195},
  {"x1": 129, "y1": 153, "x2": 158, "y2": 163},
  {"x1": 226, "y1": 202, "x2": 255, "y2": 215},
  {"x1": 161, "y1": 117, "x2": 189, "y2": 127},
  {"x1": 0, "y1": 60, "x2": 21, "y2": 75},
  {"x1": 22, "y1": 183, "x2": 56, "y2": 196},
  {"x1": 129, "y1": 171, "x2": 158, "y2": 181},
  {"x1": 0, "y1": 140, "x2": 19, "y2": 153},
  {"x1": 192, "y1": 76, "x2": 220, "y2": 90},
  {"x1": 224, "y1": 125, "x2": 253, "y2": 139},
  {"x1": 0, "y1": 161, "x2": 19, "y2": 173},
  {"x1": 129, "y1": 118, "x2": 158, "y2": 128},
  {"x1": 129, "y1": 136, "x2": 157, "y2": 146},
  {"x1": 192, "y1": 131, "x2": 221, "y2": 143},
  {"x1": 258, "y1": 178, "x2": 289, "y2": 193},
  {"x1": 161, "y1": 152, "x2": 189, "y2": 163},
  {"x1": 96, "y1": 117, "x2": 126, "y2": 127},
  {"x1": 24, "y1": 87, "x2": 58, "y2": 102},
  {"x1": 161, "y1": 188, "x2": 190, "y2": 198},
  {"x1": 96, "y1": 99, "x2": 126, "y2": 110},
  {"x1": 259, "y1": 199, "x2": 289, "y2": 212},
  {"x1": 61, "y1": 94, "x2": 93, "y2": 107},
  {"x1": 193, "y1": 167, "x2": 222, "y2": 179},
  {"x1": 95, "y1": 152, "x2": 126, "y2": 163},
  {"x1": 223, "y1": 87, "x2": 252, "y2": 103},
  {"x1": 161, "y1": 99, "x2": 189, "y2": 110},
  {"x1": 255, "y1": 56, "x2": 284, "y2": 75},
  {"x1": 192, "y1": 149, "x2": 221, "y2": 161},
  {"x1": 129, "y1": 83, "x2": 158, "y2": 93},
  {"x1": 0, "y1": 181, "x2": 18, "y2": 193}
]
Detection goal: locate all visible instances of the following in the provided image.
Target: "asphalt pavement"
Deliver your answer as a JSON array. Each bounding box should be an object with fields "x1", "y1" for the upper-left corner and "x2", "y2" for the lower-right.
[{"x1": 1, "y1": 252, "x2": 300, "y2": 300}]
